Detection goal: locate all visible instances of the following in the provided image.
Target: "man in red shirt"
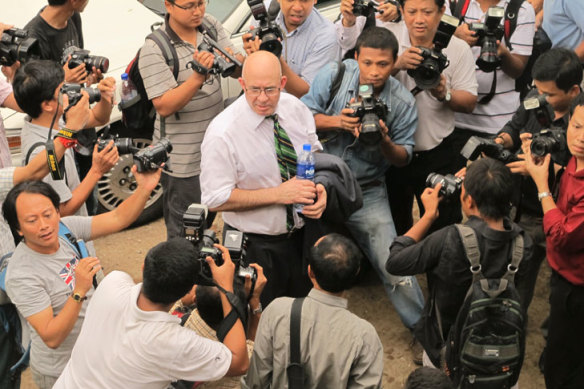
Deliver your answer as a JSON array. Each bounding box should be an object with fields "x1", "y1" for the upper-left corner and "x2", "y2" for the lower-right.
[{"x1": 526, "y1": 94, "x2": 584, "y2": 389}]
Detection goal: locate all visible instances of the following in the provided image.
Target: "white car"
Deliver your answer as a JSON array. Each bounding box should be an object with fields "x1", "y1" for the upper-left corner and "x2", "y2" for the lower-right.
[{"x1": 2, "y1": 0, "x2": 340, "y2": 224}]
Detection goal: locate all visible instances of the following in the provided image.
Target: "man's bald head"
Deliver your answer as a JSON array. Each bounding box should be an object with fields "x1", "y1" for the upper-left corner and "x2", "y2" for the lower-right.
[
  {"x1": 239, "y1": 51, "x2": 286, "y2": 117},
  {"x1": 242, "y1": 51, "x2": 282, "y2": 82}
]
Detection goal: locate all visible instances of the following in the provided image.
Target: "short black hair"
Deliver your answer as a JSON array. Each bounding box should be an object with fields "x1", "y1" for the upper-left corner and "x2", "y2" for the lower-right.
[
  {"x1": 400, "y1": 0, "x2": 445, "y2": 9},
  {"x1": 355, "y1": 27, "x2": 399, "y2": 60},
  {"x1": 142, "y1": 239, "x2": 201, "y2": 305},
  {"x1": 196, "y1": 278, "x2": 247, "y2": 331},
  {"x1": 309, "y1": 233, "x2": 361, "y2": 293},
  {"x1": 13, "y1": 60, "x2": 64, "y2": 119},
  {"x1": 404, "y1": 367, "x2": 454, "y2": 389},
  {"x1": 570, "y1": 92, "x2": 584, "y2": 115},
  {"x1": 2, "y1": 180, "x2": 61, "y2": 245},
  {"x1": 464, "y1": 158, "x2": 513, "y2": 220},
  {"x1": 48, "y1": 0, "x2": 68, "y2": 5},
  {"x1": 532, "y1": 48, "x2": 583, "y2": 93}
]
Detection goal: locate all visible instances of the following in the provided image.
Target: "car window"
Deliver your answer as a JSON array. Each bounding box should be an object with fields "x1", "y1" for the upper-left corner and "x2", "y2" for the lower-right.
[{"x1": 139, "y1": 0, "x2": 240, "y2": 23}]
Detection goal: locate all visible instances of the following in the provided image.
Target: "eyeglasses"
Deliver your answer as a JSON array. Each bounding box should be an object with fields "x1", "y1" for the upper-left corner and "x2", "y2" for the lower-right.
[
  {"x1": 245, "y1": 87, "x2": 280, "y2": 97},
  {"x1": 170, "y1": 0, "x2": 208, "y2": 11}
]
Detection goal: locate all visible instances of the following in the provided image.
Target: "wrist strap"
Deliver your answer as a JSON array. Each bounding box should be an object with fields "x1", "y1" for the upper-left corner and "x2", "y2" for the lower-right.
[
  {"x1": 187, "y1": 60, "x2": 209, "y2": 76},
  {"x1": 56, "y1": 136, "x2": 77, "y2": 149},
  {"x1": 55, "y1": 128, "x2": 77, "y2": 140}
]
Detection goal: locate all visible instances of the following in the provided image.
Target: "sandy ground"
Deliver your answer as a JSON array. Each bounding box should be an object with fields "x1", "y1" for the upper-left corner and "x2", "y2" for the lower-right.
[{"x1": 20, "y1": 215, "x2": 548, "y2": 389}]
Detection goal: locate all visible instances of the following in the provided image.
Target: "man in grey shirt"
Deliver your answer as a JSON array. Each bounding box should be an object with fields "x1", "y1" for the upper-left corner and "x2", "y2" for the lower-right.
[
  {"x1": 139, "y1": 1, "x2": 244, "y2": 239},
  {"x1": 242, "y1": 233, "x2": 383, "y2": 388}
]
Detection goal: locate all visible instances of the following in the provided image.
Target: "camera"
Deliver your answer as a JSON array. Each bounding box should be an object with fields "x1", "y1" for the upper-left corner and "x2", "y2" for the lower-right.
[
  {"x1": 223, "y1": 229, "x2": 257, "y2": 283},
  {"x1": 407, "y1": 14, "x2": 458, "y2": 90},
  {"x1": 353, "y1": 0, "x2": 378, "y2": 16},
  {"x1": 60, "y1": 83, "x2": 101, "y2": 106},
  {"x1": 0, "y1": 28, "x2": 40, "y2": 66},
  {"x1": 426, "y1": 173, "x2": 463, "y2": 199},
  {"x1": 193, "y1": 34, "x2": 242, "y2": 78},
  {"x1": 469, "y1": 6, "x2": 505, "y2": 72},
  {"x1": 345, "y1": 84, "x2": 388, "y2": 147},
  {"x1": 96, "y1": 134, "x2": 135, "y2": 154},
  {"x1": 247, "y1": 0, "x2": 284, "y2": 57},
  {"x1": 523, "y1": 94, "x2": 553, "y2": 129},
  {"x1": 63, "y1": 46, "x2": 109, "y2": 74},
  {"x1": 133, "y1": 138, "x2": 173, "y2": 173},
  {"x1": 460, "y1": 136, "x2": 519, "y2": 164}
]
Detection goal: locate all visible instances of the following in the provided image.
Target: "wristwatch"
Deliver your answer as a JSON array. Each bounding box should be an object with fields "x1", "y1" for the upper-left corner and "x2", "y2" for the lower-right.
[
  {"x1": 441, "y1": 89, "x2": 452, "y2": 103},
  {"x1": 71, "y1": 292, "x2": 87, "y2": 303},
  {"x1": 252, "y1": 302, "x2": 263, "y2": 315},
  {"x1": 538, "y1": 191, "x2": 552, "y2": 201}
]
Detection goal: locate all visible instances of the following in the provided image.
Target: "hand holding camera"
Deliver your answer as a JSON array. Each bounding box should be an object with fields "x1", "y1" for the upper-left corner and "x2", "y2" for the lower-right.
[
  {"x1": 74, "y1": 257, "x2": 102, "y2": 296},
  {"x1": 90, "y1": 139, "x2": 119, "y2": 176},
  {"x1": 97, "y1": 77, "x2": 116, "y2": 106},
  {"x1": 205, "y1": 244, "x2": 236, "y2": 293},
  {"x1": 244, "y1": 0, "x2": 284, "y2": 57},
  {"x1": 420, "y1": 182, "x2": 443, "y2": 221},
  {"x1": 61, "y1": 91, "x2": 91, "y2": 131},
  {"x1": 132, "y1": 164, "x2": 163, "y2": 199}
]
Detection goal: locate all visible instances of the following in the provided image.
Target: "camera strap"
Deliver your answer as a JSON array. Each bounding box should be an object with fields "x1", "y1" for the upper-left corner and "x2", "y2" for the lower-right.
[
  {"x1": 478, "y1": 70, "x2": 497, "y2": 105},
  {"x1": 287, "y1": 297, "x2": 306, "y2": 389},
  {"x1": 214, "y1": 284, "x2": 248, "y2": 342}
]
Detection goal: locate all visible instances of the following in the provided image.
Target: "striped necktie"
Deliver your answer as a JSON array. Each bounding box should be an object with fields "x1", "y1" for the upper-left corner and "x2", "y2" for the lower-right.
[{"x1": 268, "y1": 114, "x2": 297, "y2": 231}]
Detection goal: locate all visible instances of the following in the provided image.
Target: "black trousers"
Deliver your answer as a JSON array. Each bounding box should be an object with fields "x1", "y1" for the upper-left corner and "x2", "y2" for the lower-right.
[
  {"x1": 516, "y1": 213, "x2": 547, "y2": 310},
  {"x1": 225, "y1": 224, "x2": 312, "y2": 307},
  {"x1": 545, "y1": 271, "x2": 584, "y2": 389},
  {"x1": 386, "y1": 131, "x2": 466, "y2": 236}
]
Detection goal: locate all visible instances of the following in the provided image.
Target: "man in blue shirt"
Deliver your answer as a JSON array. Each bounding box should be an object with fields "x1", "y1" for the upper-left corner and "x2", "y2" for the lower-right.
[
  {"x1": 301, "y1": 27, "x2": 424, "y2": 339},
  {"x1": 543, "y1": 0, "x2": 584, "y2": 61},
  {"x1": 243, "y1": 0, "x2": 340, "y2": 98}
]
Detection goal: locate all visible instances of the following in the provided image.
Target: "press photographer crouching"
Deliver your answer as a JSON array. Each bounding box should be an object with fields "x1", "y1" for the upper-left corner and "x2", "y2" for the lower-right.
[{"x1": 54, "y1": 238, "x2": 250, "y2": 389}]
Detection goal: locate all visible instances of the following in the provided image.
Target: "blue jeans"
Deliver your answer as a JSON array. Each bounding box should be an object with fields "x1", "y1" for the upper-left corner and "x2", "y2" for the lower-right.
[{"x1": 345, "y1": 183, "x2": 425, "y2": 330}]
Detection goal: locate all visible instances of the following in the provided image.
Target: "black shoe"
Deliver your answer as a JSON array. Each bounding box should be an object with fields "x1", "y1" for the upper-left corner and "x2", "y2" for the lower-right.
[{"x1": 410, "y1": 337, "x2": 423, "y2": 366}]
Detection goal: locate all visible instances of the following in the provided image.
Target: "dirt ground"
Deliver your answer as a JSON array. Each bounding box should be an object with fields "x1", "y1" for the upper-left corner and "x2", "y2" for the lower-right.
[{"x1": 21, "y1": 214, "x2": 548, "y2": 389}]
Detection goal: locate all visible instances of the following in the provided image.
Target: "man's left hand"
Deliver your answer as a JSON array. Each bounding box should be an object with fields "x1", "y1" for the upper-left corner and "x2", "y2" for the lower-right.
[
  {"x1": 132, "y1": 165, "x2": 162, "y2": 193},
  {"x1": 97, "y1": 76, "x2": 116, "y2": 106},
  {"x1": 246, "y1": 263, "x2": 267, "y2": 302},
  {"x1": 507, "y1": 154, "x2": 529, "y2": 176},
  {"x1": 377, "y1": 1, "x2": 400, "y2": 23},
  {"x1": 302, "y1": 183, "x2": 327, "y2": 219},
  {"x1": 86, "y1": 67, "x2": 104, "y2": 85},
  {"x1": 420, "y1": 183, "x2": 442, "y2": 221},
  {"x1": 429, "y1": 75, "x2": 447, "y2": 101}
]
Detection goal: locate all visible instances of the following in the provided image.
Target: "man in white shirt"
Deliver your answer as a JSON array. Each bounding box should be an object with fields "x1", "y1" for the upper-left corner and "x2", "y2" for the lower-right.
[{"x1": 201, "y1": 51, "x2": 327, "y2": 306}]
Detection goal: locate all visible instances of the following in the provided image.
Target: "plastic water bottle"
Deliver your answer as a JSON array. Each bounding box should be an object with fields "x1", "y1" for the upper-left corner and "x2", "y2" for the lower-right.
[
  {"x1": 294, "y1": 144, "x2": 315, "y2": 213},
  {"x1": 120, "y1": 72, "x2": 138, "y2": 104}
]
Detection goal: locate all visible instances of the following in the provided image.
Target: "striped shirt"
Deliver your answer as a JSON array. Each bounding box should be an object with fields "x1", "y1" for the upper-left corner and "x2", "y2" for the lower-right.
[
  {"x1": 455, "y1": 0, "x2": 535, "y2": 134},
  {"x1": 139, "y1": 15, "x2": 236, "y2": 178}
]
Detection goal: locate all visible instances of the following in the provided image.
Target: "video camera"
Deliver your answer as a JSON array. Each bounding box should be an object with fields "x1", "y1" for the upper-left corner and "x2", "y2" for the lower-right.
[
  {"x1": 426, "y1": 172, "x2": 463, "y2": 199},
  {"x1": 0, "y1": 28, "x2": 40, "y2": 66},
  {"x1": 60, "y1": 83, "x2": 101, "y2": 106},
  {"x1": 468, "y1": 6, "x2": 505, "y2": 72},
  {"x1": 407, "y1": 14, "x2": 458, "y2": 90},
  {"x1": 522, "y1": 94, "x2": 570, "y2": 166},
  {"x1": 183, "y1": 204, "x2": 257, "y2": 286},
  {"x1": 133, "y1": 138, "x2": 173, "y2": 173},
  {"x1": 461, "y1": 136, "x2": 519, "y2": 164},
  {"x1": 345, "y1": 84, "x2": 388, "y2": 147},
  {"x1": 62, "y1": 46, "x2": 109, "y2": 74},
  {"x1": 192, "y1": 34, "x2": 242, "y2": 78},
  {"x1": 246, "y1": 0, "x2": 284, "y2": 57}
]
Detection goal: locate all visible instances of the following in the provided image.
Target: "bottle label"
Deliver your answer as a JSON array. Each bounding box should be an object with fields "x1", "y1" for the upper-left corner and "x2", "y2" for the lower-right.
[{"x1": 297, "y1": 163, "x2": 315, "y2": 179}]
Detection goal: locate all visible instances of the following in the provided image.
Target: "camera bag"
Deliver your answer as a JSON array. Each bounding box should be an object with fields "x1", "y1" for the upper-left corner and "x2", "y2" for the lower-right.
[
  {"x1": 442, "y1": 224, "x2": 526, "y2": 389},
  {"x1": 120, "y1": 19, "x2": 217, "y2": 134}
]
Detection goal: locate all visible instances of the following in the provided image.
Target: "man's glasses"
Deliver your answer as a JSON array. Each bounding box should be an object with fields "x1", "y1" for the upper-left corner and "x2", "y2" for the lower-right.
[
  {"x1": 245, "y1": 87, "x2": 280, "y2": 97},
  {"x1": 170, "y1": 0, "x2": 208, "y2": 11}
]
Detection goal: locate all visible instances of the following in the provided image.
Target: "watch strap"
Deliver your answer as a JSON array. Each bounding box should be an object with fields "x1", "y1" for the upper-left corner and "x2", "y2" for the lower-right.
[
  {"x1": 72, "y1": 292, "x2": 87, "y2": 303},
  {"x1": 538, "y1": 191, "x2": 552, "y2": 201}
]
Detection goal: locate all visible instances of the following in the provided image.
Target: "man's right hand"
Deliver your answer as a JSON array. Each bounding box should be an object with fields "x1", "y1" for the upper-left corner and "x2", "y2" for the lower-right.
[
  {"x1": 340, "y1": 0, "x2": 357, "y2": 27},
  {"x1": 63, "y1": 56, "x2": 88, "y2": 84},
  {"x1": 420, "y1": 182, "x2": 442, "y2": 221},
  {"x1": 242, "y1": 27, "x2": 262, "y2": 56},
  {"x1": 455, "y1": 23, "x2": 479, "y2": 47},
  {"x1": 90, "y1": 141, "x2": 119, "y2": 176},
  {"x1": 62, "y1": 92, "x2": 90, "y2": 131},
  {"x1": 395, "y1": 47, "x2": 424, "y2": 71},
  {"x1": 74, "y1": 257, "x2": 101, "y2": 295},
  {"x1": 277, "y1": 177, "x2": 318, "y2": 205},
  {"x1": 191, "y1": 50, "x2": 215, "y2": 82},
  {"x1": 207, "y1": 244, "x2": 236, "y2": 292}
]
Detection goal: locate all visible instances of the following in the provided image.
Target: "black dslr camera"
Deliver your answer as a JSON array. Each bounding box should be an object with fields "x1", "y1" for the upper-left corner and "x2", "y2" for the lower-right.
[
  {"x1": 60, "y1": 83, "x2": 101, "y2": 106},
  {"x1": 353, "y1": 0, "x2": 379, "y2": 16},
  {"x1": 247, "y1": 0, "x2": 284, "y2": 57},
  {"x1": 223, "y1": 229, "x2": 257, "y2": 283},
  {"x1": 345, "y1": 84, "x2": 388, "y2": 147},
  {"x1": 191, "y1": 34, "x2": 242, "y2": 78},
  {"x1": 407, "y1": 14, "x2": 458, "y2": 90},
  {"x1": 460, "y1": 136, "x2": 519, "y2": 164},
  {"x1": 0, "y1": 28, "x2": 40, "y2": 66},
  {"x1": 523, "y1": 94, "x2": 570, "y2": 166},
  {"x1": 96, "y1": 134, "x2": 135, "y2": 154},
  {"x1": 62, "y1": 46, "x2": 109, "y2": 73},
  {"x1": 133, "y1": 138, "x2": 173, "y2": 172},
  {"x1": 426, "y1": 172, "x2": 462, "y2": 199},
  {"x1": 469, "y1": 6, "x2": 505, "y2": 72}
]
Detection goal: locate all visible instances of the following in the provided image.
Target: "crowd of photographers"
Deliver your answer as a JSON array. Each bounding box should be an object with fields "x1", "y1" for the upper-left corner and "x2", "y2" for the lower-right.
[{"x1": 0, "y1": 0, "x2": 583, "y2": 388}]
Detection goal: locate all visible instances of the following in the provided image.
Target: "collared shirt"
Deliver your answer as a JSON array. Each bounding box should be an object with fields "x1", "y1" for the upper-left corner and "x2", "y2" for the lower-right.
[
  {"x1": 455, "y1": 0, "x2": 535, "y2": 134},
  {"x1": 0, "y1": 79, "x2": 13, "y2": 168},
  {"x1": 201, "y1": 93, "x2": 321, "y2": 235},
  {"x1": 301, "y1": 59, "x2": 417, "y2": 184},
  {"x1": 543, "y1": 157, "x2": 584, "y2": 286},
  {"x1": 139, "y1": 14, "x2": 237, "y2": 178},
  {"x1": 543, "y1": 0, "x2": 584, "y2": 52},
  {"x1": 264, "y1": 0, "x2": 341, "y2": 85},
  {"x1": 391, "y1": 22, "x2": 478, "y2": 151},
  {"x1": 241, "y1": 288, "x2": 383, "y2": 389}
]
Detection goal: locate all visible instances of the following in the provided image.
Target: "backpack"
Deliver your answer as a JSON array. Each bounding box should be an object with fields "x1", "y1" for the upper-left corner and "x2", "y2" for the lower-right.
[
  {"x1": 443, "y1": 224, "x2": 526, "y2": 389},
  {"x1": 120, "y1": 19, "x2": 218, "y2": 133}
]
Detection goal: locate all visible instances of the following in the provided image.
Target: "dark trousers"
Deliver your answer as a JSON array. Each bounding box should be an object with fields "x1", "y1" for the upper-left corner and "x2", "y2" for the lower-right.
[
  {"x1": 387, "y1": 131, "x2": 466, "y2": 236},
  {"x1": 225, "y1": 224, "x2": 311, "y2": 307},
  {"x1": 545, "y1": 271, "x2": 584, "y2": 389},
  {"x1": 161, "y1": 173, "x2": 215, "y2": 240},
  {"x1": 516, "y1": 213, "x2": 547, "y2": 310}
]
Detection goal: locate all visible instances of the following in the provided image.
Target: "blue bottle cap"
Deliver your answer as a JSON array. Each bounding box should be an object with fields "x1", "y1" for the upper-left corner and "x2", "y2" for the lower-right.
[
  {"x1": 303, "y1": 144, "x2": 311, "y2": 151},
  {"x1": 121, "y1": 73, "x2": 129, "y2": 81}
]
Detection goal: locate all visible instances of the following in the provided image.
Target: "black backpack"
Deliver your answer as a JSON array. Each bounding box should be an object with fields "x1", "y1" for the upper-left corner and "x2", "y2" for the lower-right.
[
  {"x1": 120, "y1": 19, "x2": 217, "y2": 133},
  {"x1": 443, "y1": 224, "x2": 526, "y2": 389}
]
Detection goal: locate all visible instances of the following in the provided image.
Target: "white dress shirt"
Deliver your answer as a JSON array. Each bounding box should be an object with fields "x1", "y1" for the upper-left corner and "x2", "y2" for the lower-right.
[{"x1": 201, "y1": 93, "x2": 322, "y2": 235}]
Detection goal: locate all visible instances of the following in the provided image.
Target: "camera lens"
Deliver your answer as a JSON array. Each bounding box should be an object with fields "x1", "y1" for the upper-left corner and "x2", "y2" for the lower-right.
[
  {"x1": 115, "y1": 138, "x2": 135, "y2": 155},
  {"x1": 530, "y1": 136, "x2": 557, "y2": 157},
  {"x1": 88, "y1": 55, "x2": 110, "y2": 73},
  {"x1": 476, "y1": 38, "x2": 500, "y2": 72},
  {"x1": 259, "y1": 34, "x2": 283, "y2": 57},
  {"x1": 82, "y1": 87, "x2": 102, "y2": 104}
]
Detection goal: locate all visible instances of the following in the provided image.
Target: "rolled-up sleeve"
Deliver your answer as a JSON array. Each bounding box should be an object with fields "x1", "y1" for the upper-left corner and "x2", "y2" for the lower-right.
[{"x1": 200, "y1": 131, "x2": 238, "y2": 209}]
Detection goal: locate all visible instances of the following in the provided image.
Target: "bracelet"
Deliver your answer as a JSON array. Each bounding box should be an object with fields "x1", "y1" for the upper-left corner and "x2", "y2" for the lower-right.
[
  {"x1": 538, "y1": 191, "x2": 552, "y2": 201},
  {"x1": 55, "y1": 128, "x2": 77, "y2": 140},
  {"x1": 56, "y1": 136, "x2": 77, "y2": 149}
]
